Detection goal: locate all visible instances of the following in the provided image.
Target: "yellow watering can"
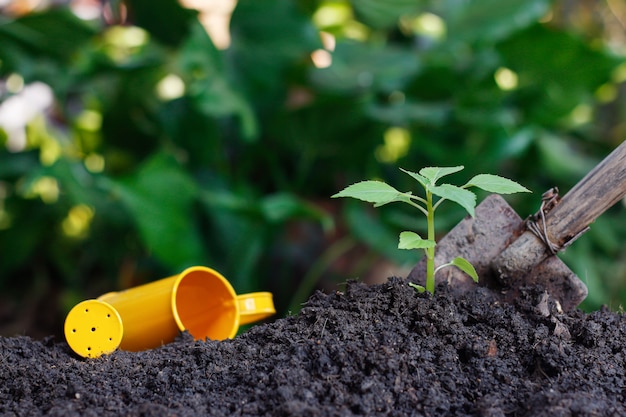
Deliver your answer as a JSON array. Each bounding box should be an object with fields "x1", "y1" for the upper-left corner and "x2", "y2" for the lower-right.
[{"x1": 64, "y1": 266, "x2": 275, "y2": 358}]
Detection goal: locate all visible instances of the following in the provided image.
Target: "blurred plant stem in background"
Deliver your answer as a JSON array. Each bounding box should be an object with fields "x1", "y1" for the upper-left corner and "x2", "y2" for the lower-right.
[{"x1": 0, "y1": 0, "x2": 625, "y2": 339}]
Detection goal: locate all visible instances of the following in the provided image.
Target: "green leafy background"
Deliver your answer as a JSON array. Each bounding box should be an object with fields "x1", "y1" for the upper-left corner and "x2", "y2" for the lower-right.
[{"x1": 1, "y1": 0, "x2": 625, "y2": 338}]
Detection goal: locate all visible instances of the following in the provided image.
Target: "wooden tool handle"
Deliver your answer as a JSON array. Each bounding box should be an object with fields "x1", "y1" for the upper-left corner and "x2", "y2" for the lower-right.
[
  {"x1": 545, "y1": 140, "x2": 626, "y2": 246},
  {"x1": 493, "y1": 140, "x2": 626, "y2": 283}
]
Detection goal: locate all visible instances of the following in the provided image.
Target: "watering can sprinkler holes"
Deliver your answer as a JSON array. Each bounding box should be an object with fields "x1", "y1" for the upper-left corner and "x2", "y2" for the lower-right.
[{"x1": 64, "y1": 300, "x2": 124, "y2": 358}]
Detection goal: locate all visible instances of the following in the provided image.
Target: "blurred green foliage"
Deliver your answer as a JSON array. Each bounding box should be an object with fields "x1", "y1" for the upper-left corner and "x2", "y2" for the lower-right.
[{"x1": 1, "y1": 0, "x2": 625, "y2": 336}]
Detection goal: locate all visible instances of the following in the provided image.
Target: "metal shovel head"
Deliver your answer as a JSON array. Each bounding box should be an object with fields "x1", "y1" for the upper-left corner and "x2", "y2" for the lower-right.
[{"x1": 406, "y1": 194, "x2": 588, "y2": 311}]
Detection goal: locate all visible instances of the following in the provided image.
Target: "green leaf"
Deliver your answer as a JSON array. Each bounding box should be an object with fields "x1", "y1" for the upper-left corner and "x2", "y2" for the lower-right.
[
  {"x1": 311, "y1": 41, "x2": 420, "y2": 93},
  {"x1": 181, "y1": 22, "x2": 258, "y2": 140},
  {"x1": 419, "y1": 166, "x2": 464, "y2": 185},
  {"x1": 332, "y1": 180, "x2": 409, "y2": 206},
  {"x1": 408, "y1": 282, "x2": 426, "y2": 293},
  {"x1": 367, "y1": 101, "x2": 450, "y2": 127},
  {"x1": 106, "y1": 153, "x2": 205, "y2": 270},
  {"x1": 207, "y1": 210, "x2": 266, "y2": 292},
  {"x1": 351, "y1": 0, "x2": 424, "y2": 29},
  {"x1": 0, "y1": 8, "x2": 97, "y2": 61},
  {"x1": 444, "y1": 0, "x2": 551, "y2": 44},
  {"x1": 260, "y1": 193, "x2": 333, "y2": 231},
  {"x1": 430, "y1": 184, "x2": 477, "y2": 217},
  {"x1": 230, "y1": 0, "x2": 321, "y2": 97},
  {"x1": 465, "y1": 174, "x2": 530, "y2": 194},
  {"x1": 125, "y1": 0, "x2": 197, "y2": 46},
  {"x1": 197, "y1": 181, "x2": 269, "y2": 292},
  {"x1": 449, "y1": 257, "x2": 478, "y2": 282},
  {"x1": 399, "y1": 168, "x2": 430, "y2": 189},
  {"x1": 398, "y1": 231, "x2": 436, "y2": 250},
  {"x1": 498, "y1": 25, "x2": 620, "y2": 122}
]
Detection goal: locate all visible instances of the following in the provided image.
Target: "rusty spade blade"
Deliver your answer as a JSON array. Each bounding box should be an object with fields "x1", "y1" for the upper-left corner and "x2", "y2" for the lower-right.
[{"x1": 407, "y1": 140, "x2": 626, "y2": 311}]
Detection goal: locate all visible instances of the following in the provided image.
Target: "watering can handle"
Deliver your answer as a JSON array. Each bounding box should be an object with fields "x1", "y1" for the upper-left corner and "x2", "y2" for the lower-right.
[{"x1": 237, "y1": 292, "x2": 276, "y2": 325}]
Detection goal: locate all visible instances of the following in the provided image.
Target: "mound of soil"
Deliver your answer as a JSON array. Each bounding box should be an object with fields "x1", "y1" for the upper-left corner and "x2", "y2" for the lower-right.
[{"x1": 1, "y1": 277, "x2": 625, "y2": 416}]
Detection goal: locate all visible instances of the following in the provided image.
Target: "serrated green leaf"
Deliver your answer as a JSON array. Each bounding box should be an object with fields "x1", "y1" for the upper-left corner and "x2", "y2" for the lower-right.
[
  {"x1": 449, "y1": 257, "x2": 479, "y2": 282},
  {"x1": 465, "y1": 174, "x2": 530, "y2": 194},
  {"x1": 332, "y1": 180, "x2": 407, "y2": 206},
  {"x1": 400, "y1": 168, "x2": 430, "y2": 189},
  {"x1": 430, "y1": 184, "x2": 477, "y2": 217},
  {"x1": 398, "y1": 231, "x2": 436, "y2": 250},
  {"x1": 419, "y1": 166, "x2": 464, "y2": 185}
]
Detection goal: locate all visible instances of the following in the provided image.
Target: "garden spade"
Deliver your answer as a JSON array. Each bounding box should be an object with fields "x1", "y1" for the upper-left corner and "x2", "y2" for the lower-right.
[{"x1": 407, "y1": 140, "x2": 626, "y2": 311}]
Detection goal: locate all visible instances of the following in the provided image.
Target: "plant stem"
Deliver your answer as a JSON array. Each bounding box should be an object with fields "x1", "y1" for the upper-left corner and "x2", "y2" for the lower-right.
[{"x1": 426, "y1": 190, "x2": 435, "y2": 293}]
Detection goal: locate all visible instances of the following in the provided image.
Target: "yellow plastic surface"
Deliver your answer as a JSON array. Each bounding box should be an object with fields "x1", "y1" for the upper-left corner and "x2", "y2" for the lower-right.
[
  {"x1": 171, "y1": 266, "x2": 240, "y2": 341},
  {"x1": 65, "y1": 266, "x2": 276, "y2": 356},
  {"x1": 98, "y1": 274, "x2": 184, "y2": 352},
  {"x1": 64, "y1": 300, "x2": 123, "y2": 358},
  {"x1": 238, "y1": 292, "x2": 276, "y2": 325}
]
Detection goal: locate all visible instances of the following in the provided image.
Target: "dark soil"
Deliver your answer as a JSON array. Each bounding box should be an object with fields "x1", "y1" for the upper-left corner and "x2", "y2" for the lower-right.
[{"x1": 2, "y1": 277, "x2": 626, "y2": 416}]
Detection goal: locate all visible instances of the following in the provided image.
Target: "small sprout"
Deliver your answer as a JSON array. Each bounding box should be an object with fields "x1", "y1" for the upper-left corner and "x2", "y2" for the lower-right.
[{"x1": 333, "y1": 166, "x2": 530, "y2": 294}]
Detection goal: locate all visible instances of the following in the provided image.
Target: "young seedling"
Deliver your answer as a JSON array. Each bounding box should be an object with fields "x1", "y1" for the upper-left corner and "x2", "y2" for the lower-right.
[{"x1": 332, "y1": 166, "x2": 530, "y2": 294}]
